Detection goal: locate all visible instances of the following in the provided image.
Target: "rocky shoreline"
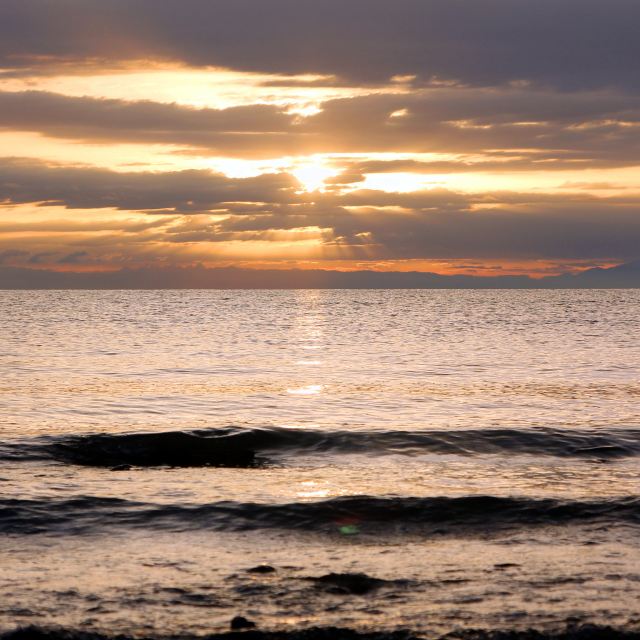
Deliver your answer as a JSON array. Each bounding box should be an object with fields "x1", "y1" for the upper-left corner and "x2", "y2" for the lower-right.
[{"x1": 2, "y1": 625, "x2": 640, "y2": 640}]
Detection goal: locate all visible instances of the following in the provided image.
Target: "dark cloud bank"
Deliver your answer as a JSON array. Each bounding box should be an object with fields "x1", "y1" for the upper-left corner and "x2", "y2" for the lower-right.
[
  {"x1": 1, "y1": 2, "x2": 638, "y2": 279},
  {"x1": 2, "y1": 158, "x2": 640, "y2": 263},
  {"x1": 1, "y1": 0, "x2": 638, "y2": 90},
  {"x1": 1, "y1": 89, "x2": 639, "y2": 163},
  {"x1": 2, "y1": 261, "x2": 640, "y2": 290}
]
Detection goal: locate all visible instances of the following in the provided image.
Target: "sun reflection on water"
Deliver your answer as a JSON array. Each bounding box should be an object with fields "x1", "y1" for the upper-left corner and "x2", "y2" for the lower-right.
[
  {"x1": 287, "y1": 384, "x2": 324, "y2": 395},
  {"x1": 297, "y1": 481, "x2": 331, "y2": 500}
]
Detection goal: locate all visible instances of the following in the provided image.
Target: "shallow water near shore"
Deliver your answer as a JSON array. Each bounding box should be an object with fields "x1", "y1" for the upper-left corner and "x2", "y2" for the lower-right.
[{"x1": 1, "y1": 290, "x2": 639, "y2": 637}]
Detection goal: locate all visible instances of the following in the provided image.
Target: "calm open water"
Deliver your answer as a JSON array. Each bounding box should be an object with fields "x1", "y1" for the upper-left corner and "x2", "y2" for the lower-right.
[{"x1": 1, "y1": 290, "x2": 639, "y2": 637}]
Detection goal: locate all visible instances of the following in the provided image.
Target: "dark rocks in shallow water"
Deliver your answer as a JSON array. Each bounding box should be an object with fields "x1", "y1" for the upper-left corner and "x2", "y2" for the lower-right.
[
  {"x1": 0, "y1": 629, "x2": 107, "y2": 640},
  {"x1": 234, "y1": 583, "x2": 270, "y2": 596},
  {"x1": 3, "y1": 626, "x2": 640, "y2": 640},
  {"x1": 247, "y1": 565, "x2": 276, "y2": 574},
  {"x1": 109, "y1": 465, "x2": 132, "y2": 472},
  {"x1": 441, "y1": 626, "x2": 640, "y2": 639},
  {"x1": 308, "y1": 573, "x2": 388, "y2": 595},
  {"x1": 230, "y1": 616, "x2": 257, "y2": 630},
  {"x1": 0, "y1": 627, "x2": 419, "y2": 640}
]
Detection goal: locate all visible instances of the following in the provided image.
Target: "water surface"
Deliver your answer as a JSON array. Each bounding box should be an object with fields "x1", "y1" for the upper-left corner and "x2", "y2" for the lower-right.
[{"x1": 1, "y1": 290, "x2": 639, "y2": 636}]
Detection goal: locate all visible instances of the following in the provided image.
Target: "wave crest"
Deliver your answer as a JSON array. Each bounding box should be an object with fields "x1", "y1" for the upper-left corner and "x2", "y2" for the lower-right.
[
  {"x1": 2, "y1": 494, "x2": 639, "y2": 536},
  {"x1": 3, "y1": 426, "x2": 640, "y2": 468}
]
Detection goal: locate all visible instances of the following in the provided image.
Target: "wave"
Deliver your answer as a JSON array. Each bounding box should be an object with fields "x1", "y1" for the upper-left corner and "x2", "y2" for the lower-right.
[
  {"x1": 3, "y1": 426, "x2": 640, "y2": 468},
  {"x1": 2, "y1": 625, "x2": 640, "y2": 640},
  {"x1": 2, "y1": 494, "x2": 639, "y2": 536}
]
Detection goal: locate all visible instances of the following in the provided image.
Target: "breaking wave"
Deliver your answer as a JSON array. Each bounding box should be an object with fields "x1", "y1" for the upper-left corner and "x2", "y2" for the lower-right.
[
  {"x1": 2, "y1": 426, "x2": 640, "y2": 468},
  {"x1": 2, "y1": 494, "x2": 639, "y2": 536}
]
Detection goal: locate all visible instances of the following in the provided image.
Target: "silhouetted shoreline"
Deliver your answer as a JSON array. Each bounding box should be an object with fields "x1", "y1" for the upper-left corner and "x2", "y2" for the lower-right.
[
  {"x1": 3, "y1": 260, "x2": 640, "y2": 289},
  {"x1": 3, "y1": 624, "x2": 640, "y2": 640}
]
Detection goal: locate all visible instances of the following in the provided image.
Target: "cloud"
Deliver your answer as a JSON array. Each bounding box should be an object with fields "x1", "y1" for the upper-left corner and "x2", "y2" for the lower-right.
[
  {"x1": 57, "y1": 250, "x2": 88, "y2": 264},
  {"x1": 0, "y1": 157, "x2": 298, "y2": 210},
  {"x1": 0, "y1": 91, "x2": 295, "y2": 155},
  {"x1": 300, "y1": 91, "x2": 640, "y2": 160},
  {"x1": 1, "y1": 2, "x2": 638, "y2": 277},
  {"x1": 325, "y1": 203, "x2": 640, "y2": 261},
  {"x1": 0, "y1": 216, "x2": 170, "y2": 233},
  {"x1": 0, "y1": 0, "x2": 638, "y2": 91},
  {"x1": 0, "y1": 249, "x2": 28, "y2": 264},
  {"x1": 1, "y1": 89, "x2": 639, "y2": 165},
  {"x1": 28, "y1": 251, "x2": 58, "y2": 264},
  {"x1": 2, "y1": 156, "x2": 640, "y2": 263}
]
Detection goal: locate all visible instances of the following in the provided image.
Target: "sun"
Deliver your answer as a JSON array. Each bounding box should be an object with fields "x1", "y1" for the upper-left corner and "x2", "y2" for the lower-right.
[{"x1": 291, "y1": 160, "x2": 338, "y2": 192}]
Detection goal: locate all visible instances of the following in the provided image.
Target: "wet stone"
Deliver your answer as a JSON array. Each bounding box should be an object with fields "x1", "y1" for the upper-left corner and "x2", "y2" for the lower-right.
[
  {"x1": 308, "y1": 573, "x2": 388, "y2": 596},
  {"x1": 247, "y1": 565, "x2": 277, "y2": 574},
  {"x1": 230, "y1": 616, "x2": 257, "y2": 630}
]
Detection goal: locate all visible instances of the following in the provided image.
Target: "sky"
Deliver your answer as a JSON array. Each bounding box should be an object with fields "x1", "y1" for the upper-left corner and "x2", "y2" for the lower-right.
[{"x1": 0, "y1": 0, "x2": 639, "y2": 281}]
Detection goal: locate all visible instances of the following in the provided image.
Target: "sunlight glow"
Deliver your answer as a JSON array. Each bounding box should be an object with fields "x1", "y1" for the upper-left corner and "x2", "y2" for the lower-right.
[
  {"x1": 291, "y1": 160, "x2": 339, "y2": 192},
  {"x1": 1, "y1": 66, "x2": 374, "y2": 110},
  {"x1": 287, "y1": 103, "x2": 324, "y2": 118},
  {"x1": 360, "y1": 172, "x2": 441, "y2": 192}
]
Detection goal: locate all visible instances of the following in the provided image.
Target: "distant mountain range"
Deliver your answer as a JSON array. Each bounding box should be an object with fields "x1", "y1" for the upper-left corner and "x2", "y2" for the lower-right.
[
  {"x1": 548, "y1": 259, "x2": 640, "y2": 288},
  {"x1": 2, "y1": 260, "x2": 640, "y2": 289}
]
